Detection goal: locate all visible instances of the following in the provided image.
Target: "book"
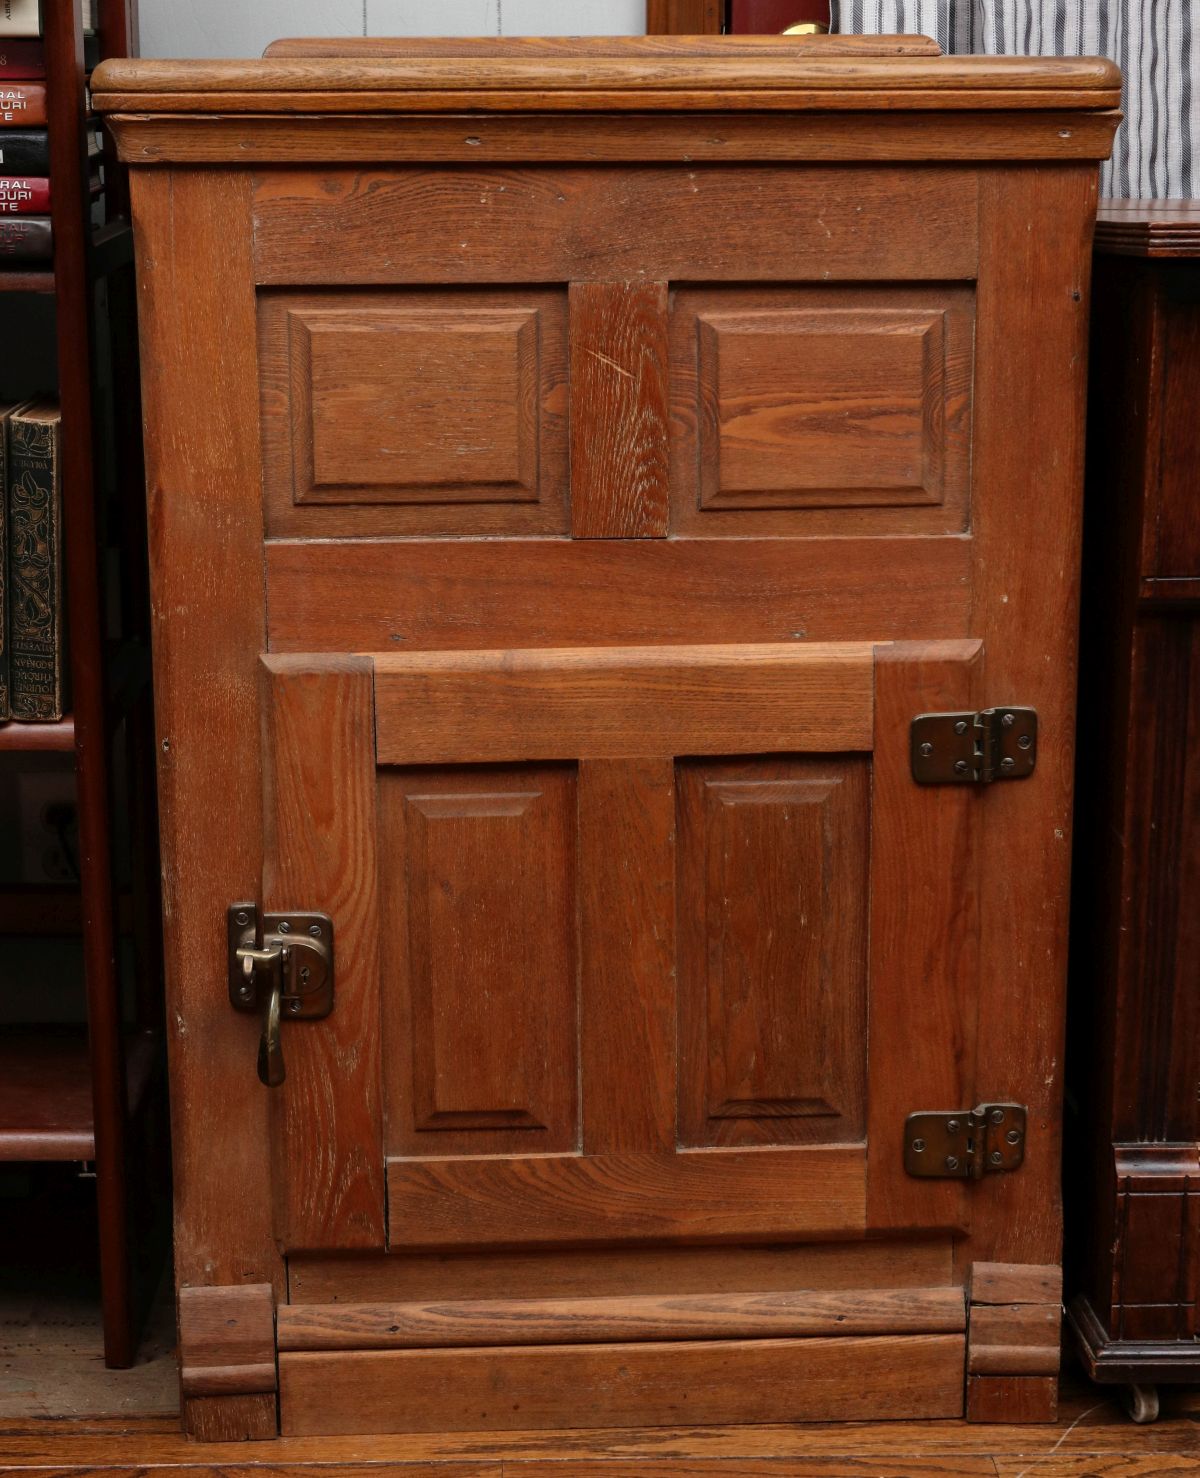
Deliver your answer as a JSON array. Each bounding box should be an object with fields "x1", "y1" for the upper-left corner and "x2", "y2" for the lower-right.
[
  {"x1": 0, "y1": 128, "x2": 47, "y2": 171},
  {"x1": 0, "y1": 82, "x2": 45, "y2": 125},
  {"x1": 0, "y1": 213, "x2": 49, "y2": 260},
  {"x1": 0, "y1": 38, "x2": 42, "y2": 75},
  {"x1": 8, "y1": 398, "x2": 64, "y2": 721},
  {"x1": 0, "y1": 174, "x2": 47, "y2": 212},
  {"x1": 0, "y1": 0, "x2": 39, "y2": 39},
  {"x1": 0, "y1": 401, "x2": 20, "y2": 718}
]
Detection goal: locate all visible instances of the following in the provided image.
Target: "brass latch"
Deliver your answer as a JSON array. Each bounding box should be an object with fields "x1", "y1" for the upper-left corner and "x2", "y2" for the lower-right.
[
  {"x1": 227, "y1": 904, "x2": 334, "y2": 1086},
  {"x1": 904, "y1": 1103, "x2": 1027, "y2": 1179},
  {"x1": 911, "y1": 708, "x2": 1037, "y2": 784}
]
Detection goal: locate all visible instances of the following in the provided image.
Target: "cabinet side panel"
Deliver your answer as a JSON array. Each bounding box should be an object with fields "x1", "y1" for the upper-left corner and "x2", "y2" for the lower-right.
[{"x1": 130, "y1": 167, "x2": 278, "y2": 1438}]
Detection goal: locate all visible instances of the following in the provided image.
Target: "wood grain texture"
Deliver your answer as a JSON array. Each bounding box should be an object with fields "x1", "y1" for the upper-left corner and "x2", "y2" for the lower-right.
[
  {"x1": 91, "y1": 48, "x2": 1122, "y2": 116},
  {"x1": 972, "y1": 1263, "x2": 1063, "y2": 1305},
  {"x1": 967, "y1": 166, "x2": 1098, "y2": 1274},
  {"x1": 677, "y1": 757, "x2": 869, "y2": 1147},
  {"x1": 646, "y1": 0, "x2": 724, "y2": 32},
  {"x1": 579, "y1": 759, "x2": 676, "y2": 1154},
  {"x1": 378, "y1": 765, "x2": 579, "y2": 1158},
  {"x1": 670, "y1": 285, "x2": 974, "y2": 538},
  {"x1": 258, "y1": 287, "x2": 568, "y2": 539},
  {"x1": 966, "y1": 1375, "x2": 1058, "y2": 1425},
  {"x1": 128, "y1": 167, "x2": 279, "y2": 1441},
  {"x1": 277, "y1": 1287, "x2": 966, "y2": 1350},
  {"x1": 1095, "y1": 199, "x2": 1200, "y2": 258},
  {"x1": 570, "y1": 281, "x2": 669, "y2": 538},
  {"x1": 260, "y1": 656, "x2": 385, "y2": 1251},
  {"x1": 865, "y1": 641, "x2": 980, "y2": 1235},
  {"x1": 967, "y1": 1304, "x2": 1061, "y2": 1375},
  {"x1": 386, "y1": 1147, "x2": 866, "y2": 1250},
  {"x1": 287, "y1": 1237, "x2": 955, "y2": 1304},
  {"x1": 104, "y1": 111, "x2": 1122, "y2": 168},
  {"x1": 267, "y1": 537, "x2": 972, "y2": 655},
  {"x1": 178, "y1": 1285, "x2": 275, "y2": 1399},
  {"x1": 278, "y1": 1334, "x2": 965, "y2": 1434},
  {"x1": 183, "y1": 1394, "x2": 279, "y2": 1444},
  {"x1": 250, "y1": 168, "x2": 979, "y2": 288},
  {"x1": 372, "y1": 643, "x2": 875, "y2": 763}
]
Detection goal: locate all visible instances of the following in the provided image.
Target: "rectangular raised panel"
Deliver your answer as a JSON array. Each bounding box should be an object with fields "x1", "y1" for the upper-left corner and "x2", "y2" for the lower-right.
[
  {"x1": 386, "y1": 1147, "x2": 866, "y2": 1249},
  {"x1": 678, "y1": 758, "x2": 869, "y2": 1147},
  {"x1": 278, "y1": 1334, "x2": 965, "y2": 1434},
  {"x1": 373, "y1": 643, "x2": 876, "y2": 765},
  {"x1": 378, "y1": 765, "x2": 578, "y2": 1156},
  {"x1": 671, "y1": 286, "x2": 974, "y2": 537},
  {"x1": 258, "y1": 287, "x2": 568, "y2": 537}
]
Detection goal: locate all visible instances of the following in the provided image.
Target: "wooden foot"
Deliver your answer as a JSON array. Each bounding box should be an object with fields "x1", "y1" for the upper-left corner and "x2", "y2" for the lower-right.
[
  {"x1": 966, "y1": 1263, "x2": 1061, "y2": 1423},
  {"x1": 179, "y1": 1283, "x2": 278, "y2": 1440}
]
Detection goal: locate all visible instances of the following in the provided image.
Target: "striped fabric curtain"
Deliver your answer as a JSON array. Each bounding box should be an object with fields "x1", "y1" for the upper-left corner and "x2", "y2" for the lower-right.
[{"x1": 831, "y1": 1, "x2": 1200, "y2": 199}]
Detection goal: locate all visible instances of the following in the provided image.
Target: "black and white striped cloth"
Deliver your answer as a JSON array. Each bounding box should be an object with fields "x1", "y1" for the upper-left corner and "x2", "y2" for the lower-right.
[{"x1": 831, "y1": 1, "x2": 1199, "y2": 198}]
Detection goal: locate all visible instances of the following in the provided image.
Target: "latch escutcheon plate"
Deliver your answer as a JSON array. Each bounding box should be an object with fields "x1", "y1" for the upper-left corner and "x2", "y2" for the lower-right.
[
  {"x1": 904, "y1": 1103, "x2": 1027, "y2": 1179},
  {"x1": 227, "y1": 903, "x2": 334, "y2": 1020},
  {"x1": 911, "y1": 707, "x2": 1038, "y2": 784}
]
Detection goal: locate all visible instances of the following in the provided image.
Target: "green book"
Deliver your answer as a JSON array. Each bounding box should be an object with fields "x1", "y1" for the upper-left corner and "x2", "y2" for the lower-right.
[{"x1": 8, "y1": 396, "x2": 63, "y2": 722}]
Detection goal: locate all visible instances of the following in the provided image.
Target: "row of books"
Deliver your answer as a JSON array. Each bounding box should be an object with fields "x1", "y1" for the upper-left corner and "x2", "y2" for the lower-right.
[
  {"x1": 0, "y1": 399, "x2": 65, "y2": 722},
  {"x1": 0, "y1": 1, "x2": 96, "y2": 38},
  {"x1": 0, "y1": 17, "x2": 101, "y2": 266}
]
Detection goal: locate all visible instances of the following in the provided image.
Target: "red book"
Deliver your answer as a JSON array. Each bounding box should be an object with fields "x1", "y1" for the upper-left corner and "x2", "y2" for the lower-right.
[
  {"x1": 0, "y1": 40, "x2": 43, "y2": 78},
  {"x1": 0, "y1": 173, "x2": 46, "y2": 212},
  {"x1": 729, "y1": 0, "x2": 831, "y2": 30},
  {"x1": 0, "y1": 83, "x2": 45, "y2": 126}
]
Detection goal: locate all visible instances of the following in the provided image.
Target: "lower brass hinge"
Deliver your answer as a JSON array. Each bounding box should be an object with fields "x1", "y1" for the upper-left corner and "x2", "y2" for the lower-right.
[
  {"x1": 911, "y1": 707, "x2": 1037, "y2": 784},
  {"x1": 904, "y1": 1103, "x2": 1027, "y2": 1179}
]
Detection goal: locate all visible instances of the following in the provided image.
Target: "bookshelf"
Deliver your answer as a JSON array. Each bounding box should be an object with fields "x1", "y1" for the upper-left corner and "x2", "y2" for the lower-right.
[{"x1": 0, "y1": 0, "x2": 164, "y2": 1368}]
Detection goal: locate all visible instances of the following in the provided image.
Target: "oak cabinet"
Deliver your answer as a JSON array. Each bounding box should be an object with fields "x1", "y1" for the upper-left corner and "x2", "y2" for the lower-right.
[{"x1": 93, "y1": 36, "x2": 1119, "y2": 1440}]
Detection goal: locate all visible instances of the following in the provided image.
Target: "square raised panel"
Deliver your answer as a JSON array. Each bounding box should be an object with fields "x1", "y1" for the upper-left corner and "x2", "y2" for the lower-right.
[
  {"x1": 671, "y1": 285, "x2": 974, "y2": 538},
  {"x1": 259, "y1": 287, "x2": 568, "y2": 537}
]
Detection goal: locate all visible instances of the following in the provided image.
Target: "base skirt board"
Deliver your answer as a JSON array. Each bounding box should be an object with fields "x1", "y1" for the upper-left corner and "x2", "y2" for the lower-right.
[
  {"x1": 1068, "y1": 1293, "x2": 1200, "y2": 1384},
  {"x1": 278, "y1": 1333, "x2": 966, "y2": 1434}
]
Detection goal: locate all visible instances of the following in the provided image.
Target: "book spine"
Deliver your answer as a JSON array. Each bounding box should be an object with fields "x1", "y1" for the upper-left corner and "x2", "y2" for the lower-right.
[
  {"x1": 0, "y1": 83, "x2": 45, "y2": 126},
  {"x1": 0, "y1": 0, "x2": 40, "y2": 40},
  {"x1": 0, "y1": 213, "x2": 50, "y2": 260},
  {"x1": 0, "y1": 40, "x2": 43, "y2": 76},
  {"x1": 0, "y1": 129, "x2": 48, "y2": 172},
  {"x1": 0, "y1": 414, "x2": 8, "y2": 719},
  {"x1": 0, "y1": 175, "x2": 48, "y2": 212},
  {"x1": 8, "y1": 408, "x2": 63, "y2": 722}
]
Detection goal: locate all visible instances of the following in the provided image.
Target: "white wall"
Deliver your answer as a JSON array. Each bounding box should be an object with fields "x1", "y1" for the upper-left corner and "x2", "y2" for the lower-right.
[{"x1": 138, "y1": 0, "x2": 647, "y2": 60}]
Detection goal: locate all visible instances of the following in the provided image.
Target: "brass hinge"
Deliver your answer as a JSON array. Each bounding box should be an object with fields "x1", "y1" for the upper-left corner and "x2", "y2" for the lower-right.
[
  {"x1": 904, "y1": 1103, "x2": 1027, "y2": 1179},
  {"x1": 911, "y1": 707, "x2": 1037, "y2": 784}
]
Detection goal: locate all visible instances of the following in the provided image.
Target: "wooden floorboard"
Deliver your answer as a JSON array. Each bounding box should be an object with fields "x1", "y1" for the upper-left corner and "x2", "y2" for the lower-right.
[{"x1": 0, "y1": 1386, "x2": 1198, "y2": 1473}]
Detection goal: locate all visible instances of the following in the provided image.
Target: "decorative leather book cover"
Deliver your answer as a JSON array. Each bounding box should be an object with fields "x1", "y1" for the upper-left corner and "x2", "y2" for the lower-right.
[
  {"x1": 0, "y1": 212, "x2": 49, "y2": 259},
  {"x1": 0, "y1": 401, "x2": 18, "y2": 719},
  {"x1": 0, "y1": 175, "x2": 47, "y2": 212},
  {"x1": 0, "y1": 128, "x2": 47, "y2": 172},
  {"x1": 0, "y1": 83, "x2": 45, "y2": 126},
  {"x1": 0, "y1": 0, "x2": 39, "y2": 39},
  {"x1": 8, "y1": 398, "x2": 64, "y2": 722},
  {"x1": 0, "y1": 39, "x2": 42, "y2": 76}
]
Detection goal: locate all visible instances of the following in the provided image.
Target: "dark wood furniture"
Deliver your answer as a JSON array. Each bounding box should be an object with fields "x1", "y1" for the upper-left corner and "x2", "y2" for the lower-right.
[
  {"x1": 648, "y1": 1, "x2": 831, "y2": 32},
  {"x1": 0, "y1": 0, "x2": 163, "y2": 1368},
  {"x1": 96, "y1": 37, "x2": 1117, "y2": 1439},
  {"x1": 1066, "y1": 201, "x2": 1200, "y2": 1424}
]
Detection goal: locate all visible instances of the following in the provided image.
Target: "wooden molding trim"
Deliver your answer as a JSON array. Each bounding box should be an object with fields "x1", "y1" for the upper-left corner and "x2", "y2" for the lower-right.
[
  {"x1": 966, "y1": 1263, "x2": 1061, "y2": 1423},
  {"x1": 179, "y1": 1283, "x2": 277, "y2": 1401}
]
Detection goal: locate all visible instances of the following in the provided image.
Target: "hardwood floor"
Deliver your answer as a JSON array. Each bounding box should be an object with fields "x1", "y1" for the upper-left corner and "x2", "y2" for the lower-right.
[{"x1": 0, "y1": 1382, "x2": 1196, "y2": 1474}]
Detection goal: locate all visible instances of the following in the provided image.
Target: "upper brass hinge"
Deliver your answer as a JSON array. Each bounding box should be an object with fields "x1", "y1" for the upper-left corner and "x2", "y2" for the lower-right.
[
  {"x1": 904, "y1": 1103, "x2": 1028, "y2": 1179},
  {"x1": 911, "y1": 707, "x2": 1037, "y2": 784}
]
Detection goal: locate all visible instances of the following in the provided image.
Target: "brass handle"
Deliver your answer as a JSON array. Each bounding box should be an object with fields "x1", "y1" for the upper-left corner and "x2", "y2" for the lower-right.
[{"x1": 240, "y1": 945, "x2": 287, "y2": 1086}]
